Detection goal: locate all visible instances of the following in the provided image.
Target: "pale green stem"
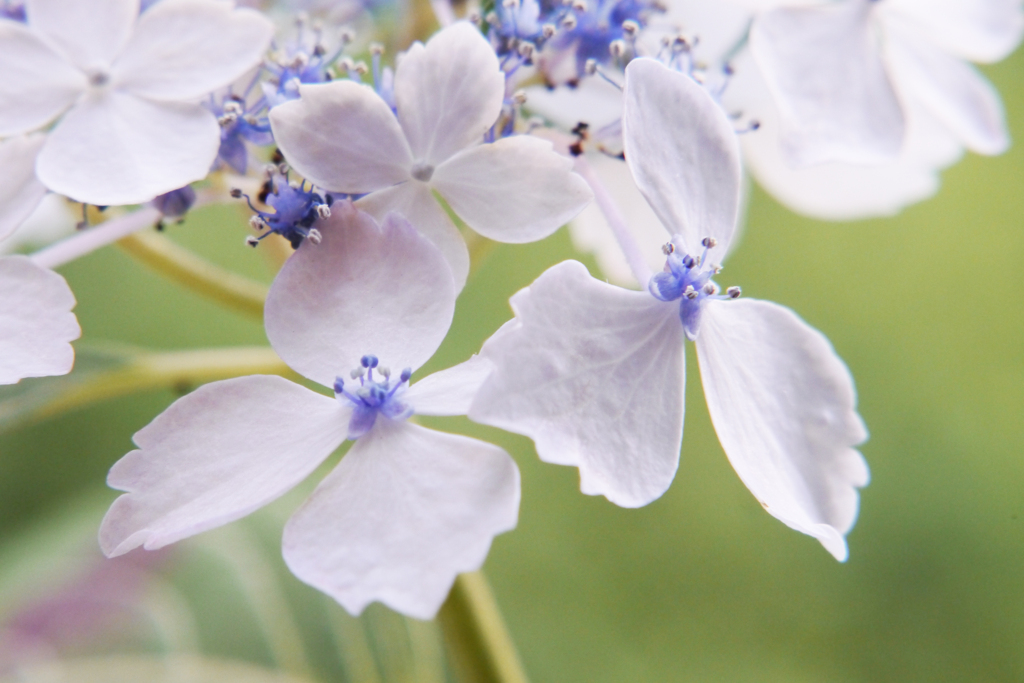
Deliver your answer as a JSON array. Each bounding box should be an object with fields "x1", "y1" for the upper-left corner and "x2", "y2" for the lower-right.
[
  {"x1": 437, "y1": 572, "x2": 530, "y2": 683},
  {"x1": 22, "y1": 347, "x2": 292, "y2": 425},
  {"x1": 117, "y1": 230, "x2": 269, "y2": 319}
]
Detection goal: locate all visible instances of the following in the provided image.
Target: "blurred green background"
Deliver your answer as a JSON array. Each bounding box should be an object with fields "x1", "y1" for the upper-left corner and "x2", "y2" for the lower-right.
[{"x1": 0, "y1": 42, "x2": 1022, "y2": 683}]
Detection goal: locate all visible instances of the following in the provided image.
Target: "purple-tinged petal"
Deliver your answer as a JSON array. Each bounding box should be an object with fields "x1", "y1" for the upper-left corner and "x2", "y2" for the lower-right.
[
  {"x1": 264, "y1": 204, "x2": 457, "y2": 389},
  {"x1": 0, "y1": 255, "x2": 79, "y2": 384},
  {"x1": 696, "y1": 298, "x2": 869, "y2": 562},
  {"x1": 25, "y1": 0, "x2": 137, "y2": 72},
  {"x1": 623, "y1": 58, "x2": 741, "y2": 258},
  {"x1": 36, "y1": 91, "x2": 219, "y2": 206},
  {"x1": 100, "y1": 375, "x2": 349, "y2": 557},
  {"x1": 432, "y1": 135, "x2": 592, "y2": 244},
  {"x1": 394, "y1": 22, "x2": 505, "y2": 166},
  {"x1": 0, "y1": 20, "x2": 86, "y2": 137},
  {"x1": 112, "y1": 0, "x2": 274, "y2": 101},
  {"x1": 355, "y1": 182, "x2": 470, "y2": 291},
  {"x1": 283, "y1": 420, "x2": 520, "y2": 620},
  {"x1": 270, "y1": 80, "x2": 413, "y2": 194},
  {"x1": 749, "y1": 1, "x2": 905, "y2": 165},
  {"x1": 470, "y1": 260, "x2": 684, "y2": 508}
]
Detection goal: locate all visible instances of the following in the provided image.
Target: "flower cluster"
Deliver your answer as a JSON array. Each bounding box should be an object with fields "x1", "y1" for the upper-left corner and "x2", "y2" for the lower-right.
[{"x1": 0, "y1": 0, "x2": 1019, "y2": 623}]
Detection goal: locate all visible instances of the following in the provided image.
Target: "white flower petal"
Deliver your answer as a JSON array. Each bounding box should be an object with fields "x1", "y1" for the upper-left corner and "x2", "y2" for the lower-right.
[
  {"x1": 0, "y1": 21, "x2": 86, "y2": 137},
  {"x1": 0, "y1": 134, "x2": 47, "y2": 243},
  {"x1": 355, "y1": 182, "x2": 469, "y2": 291},
  {"x1": 282, "y1": 420, "x2": 520, "y2": 620},
  {"x1": 0, "y1": 256, "x2": 79, "y2": 384},
  {"x1": 270, "y1": 81, "x2": 413, "y2": 194},
  {"x1": 26, "y1": 0, "x2": 137, "y2": 71},
  {"x1": 100, "y1": 375, "x2": 349, "y2": 557},
  {"x1": 394, "y1": 22, "x2": 505, "y2": 166},
  {"x1": 728, "y1": 51, "x2": 962, "y2": 221},
  {"x1": 432, "y1": 135, "x2": 592, "y2": 243},
  {"x1": 886, "y1": 26, "x2": 1009, "y2": 156},
  {"x1": 749, "y1": 1, "x2": 905, "y2": 165},
  {"x1": 112, "y1": 0, "x2": 274, "y2": 101},
  {"x1": 622, "y1": 58, "x2": 742, "y2": 257},
  {"x1": 696, "y1": 299, "x2": 869, "y2": 562},
  {"x1": 265, "y1": 204, "x2": 457, "y2": 388},
  {"x1": 470, "y1": 260, "x2": 684, "y2": 508},
  {"x1": 569, "y1": 154, "x2": 677, "y2": 288},
  {"x1": 36, "y1": 91, "x2": 218, "y2": 206},
  {"x1": 404, "y1": 355, "x2": 494, "y2": 417},
  {"x1": 884, "y1": 0, "x2": 1024, "y2": 63}
]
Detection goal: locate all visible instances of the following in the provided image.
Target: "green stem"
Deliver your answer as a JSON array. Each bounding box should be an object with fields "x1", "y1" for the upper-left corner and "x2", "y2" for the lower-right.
[
  {"x1": 437, "y1": 571, "x2": 530, "y2": 683},
  {"x1": 23, "y1": 347, "x2": 293, "y2": 425},
  {"x1": 118, "y1": 231, "x2": 269, "y2": 319}
]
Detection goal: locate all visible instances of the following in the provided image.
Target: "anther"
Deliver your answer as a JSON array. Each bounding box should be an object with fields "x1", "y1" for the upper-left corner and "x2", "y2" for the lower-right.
[
  {"x1": 307, "y1": 228, "x2": 323, "y2": 245},
  {"x1": 518, "y1": 41, "x2": 535, "y2": 59},
  {"x1": 379, "y1": 367, "x2": 391, "y2": 379},
  {"x1": 513, "y1": 90, "x2": 528, "y2": 105},
  {"x1": 361, "y1": 355, "x2": 379, "y2": 369},
  {"x1": 562, "y1": 14, "x2": 577, "y2": 29},
  {"x1": 411, "y1": 162, "x2": 435, "y2": 182},
  {"x1": 702, "y1": 283, "x2": 716, "y2": 295},
  {"x1": 684, "y1": 285, "x2": 698, "y2": 300},
  {"x1": 701, "y1": 237, "x2": 717, "y2": 248},
  {"x1": 542, "y1": 23, "x2": 557, "y2": 38},
  {"x1": 609, "y1": 39, "x2": 626, "y2": 59},
  {"x1": 230, "y1": 188, "x2": 243, "y2": 199},
  {"x1": 369, "y1": 42, "x2": 384, "y2": 56},
  {"x1": 400, "y1": 368, "x2": 412, "y2": 382},
  {"x1": 334, "y1": 377, "x2": 345, "y2": 394},
  {"x1": 249, "y1": 215, "x2": 267, "y2": 230},
  {"x1": 316, "y1": 204, "x2": 331, "y2": 219},
  {"x1": 351, "y1": 367, "x2": 366, "y2": 379},
  {"x1": 621, "y1": 19, "x2": 639, "y2": 38},
  {"x1": 727, "y1": 286, "x2": 741, "y2": 299},
  {"x1": 661, "y1": 242, "x2": 674, "y2": 255},
  {"x1": 571, "y1": 0, "x2": 587, "y2": 12},
  {"x1": 681, "y1": 254, "x2": 695, "y2": 268},
  {"x1": 584, "y1": 58, "x2": 597, "y2": 75},
  {"x1": 245, "y1": 236, "x2": 260, "y2": 247}
]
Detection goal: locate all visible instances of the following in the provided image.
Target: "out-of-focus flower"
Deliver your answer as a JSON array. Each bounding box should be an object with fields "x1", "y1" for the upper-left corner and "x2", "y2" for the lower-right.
[
  {"x1": 99, "y1": 205, "x2": 520, "y2": 619},
  {"x1": 0, "y1": 0, "x2": 275, "y2": 206},
  {"x1": 471, "y1": 59, "x2": 868, "y2": 561},
  {"x1": 0, "y1": 255, "x2": 79, "y2": 385},
  {"x1": 750, "y1": 0, "x2": 1022, "y2": 166},
  {"x1": 270, "y1": 22, "x2": 593, "y2": 289}
]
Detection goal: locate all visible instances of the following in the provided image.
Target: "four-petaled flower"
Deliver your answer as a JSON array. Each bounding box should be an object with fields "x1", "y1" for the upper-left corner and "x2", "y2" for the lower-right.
[
  {"x1": 270, "y1": 21, "x2": 593, "y2": 289},
  {"x1": 0, "y1": 0, "x2": 274, "y2": 206},
  {"x1": 470, "y1": 59, "x2": 869, "y2": 561},
  {"x1": 98, "y1": 204, "x2": 519, "y2": 619}
]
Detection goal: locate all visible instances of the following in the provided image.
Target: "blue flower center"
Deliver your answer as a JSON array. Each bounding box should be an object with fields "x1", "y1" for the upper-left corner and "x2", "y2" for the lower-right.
[
  {"x1": 334, "y1": 355, "x2": 414, "y2": 440},
  {"x1": 233, "y1": 171, "x2": 338, "y2": 249},
  {"x1": 648, "y1": 237, "x2": 740, "y2": 340}
]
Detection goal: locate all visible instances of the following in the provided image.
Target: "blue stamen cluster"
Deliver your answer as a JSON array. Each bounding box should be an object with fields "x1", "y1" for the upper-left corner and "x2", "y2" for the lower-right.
[
  {"x1": 208, "y1": 94, "x2": 274, "y2": 174},
  {"x1": 487, "y1": 0, "x2": 664, "y2": 84},
  {"x1": 649, "y1": 237, "x2": 740, "y2": 340},
  {"x1": 262, "y1": 20, "x2": 347, "y2": 109},
  {"x1": 233, "y1": 170, "x2": 335, "y2": 249},
  {"x1": 334, "y1": 355, "x2": 414, "y2": 440}
]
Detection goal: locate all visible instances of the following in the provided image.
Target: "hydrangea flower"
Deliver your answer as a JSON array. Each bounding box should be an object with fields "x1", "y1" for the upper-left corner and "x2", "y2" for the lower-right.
[
  {"x1": 749, "y1": 0, "x2": 1022, "y2": 166},
  {"x1": 470, "y1": 59, "x2": 869, "y2": 561},
  {"x1": 0, "y1": 255, "x2": 79, "y2": 385},
  {"x1": 269, "y1": 21, "x2": 593, "y2": 289},
  {"x1": 0, "y1": 0, "x2": 274, "y2": 206},
  {"x1": 98, "y1": 204, "x2": 520, "y2": 619}
]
